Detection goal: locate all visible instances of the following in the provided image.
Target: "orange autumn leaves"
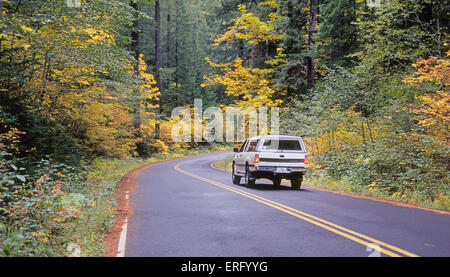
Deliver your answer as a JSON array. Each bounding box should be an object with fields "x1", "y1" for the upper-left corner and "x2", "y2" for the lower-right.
[
  {"x1": 403, "y1": 49, "x2": 450, "y2": 145},
  {"x1": 403, "y1": 50, "x2": 450, "y2": 89}
]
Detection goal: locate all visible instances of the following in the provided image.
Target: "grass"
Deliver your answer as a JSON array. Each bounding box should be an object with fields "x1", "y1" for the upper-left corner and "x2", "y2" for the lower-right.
[
  {"x1": 213, "y1": 153, "x2": 234, "y2": 172},
  {"x1": 304, "y1": 173, "x2": 449, "y2": 211}
]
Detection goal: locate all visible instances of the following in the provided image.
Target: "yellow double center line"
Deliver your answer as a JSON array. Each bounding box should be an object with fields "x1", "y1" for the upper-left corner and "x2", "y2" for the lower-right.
[{"x1": 174, "y1": 161, "x2": 419, "y2": 257}]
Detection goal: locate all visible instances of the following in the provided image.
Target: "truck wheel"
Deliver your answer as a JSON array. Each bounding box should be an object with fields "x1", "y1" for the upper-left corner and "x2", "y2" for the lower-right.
[
  {"x1": 273, "y1": 176, "x2": 282, "y2": 187},
  {"x1": 291, "y1": 173, "x2": 303, "y2": 190},
  {"x1": 232, "y1": 164, "x2": 241, "y2": 185},
  {"x1": 245, "y1": 165, "x2": 255, "y2": 187},
  {"x1": 291, "y1": 175, "x2": 303, "y2": 190},
  {"x1": 291, "y1": 179, "x2": 302, "y2": 190}
]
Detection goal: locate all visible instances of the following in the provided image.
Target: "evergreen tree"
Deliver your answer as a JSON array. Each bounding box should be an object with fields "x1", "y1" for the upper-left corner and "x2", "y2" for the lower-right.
[{"x1": 317, "y1": 0, "x2": 359, "y2": 68}]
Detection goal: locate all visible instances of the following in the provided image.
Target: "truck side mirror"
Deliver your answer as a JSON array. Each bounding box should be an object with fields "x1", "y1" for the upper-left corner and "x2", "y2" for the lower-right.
[{"x1": 233, "y1": 147, "x2": 239, "y2": 152}]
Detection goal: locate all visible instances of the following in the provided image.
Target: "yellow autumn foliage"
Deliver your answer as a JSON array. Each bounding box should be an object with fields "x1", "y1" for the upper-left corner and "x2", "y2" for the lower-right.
[
  {"x1": 82, "y1": 102, "x2": 137, "y2": 158},
  {"x1": 205, "y1": 2, "x2": 285, "y2": 110},
  {"x1": 213, "y1": 4, "x2": 283, "y2": 46},
  {"x1": 9, "y1": 12, "x2": 160, "y2": 158},
  {"x1": 138, "y1": 54, "x2": 160, "y2": 115},
  {"x1": 403, "y1": 49, "x2": 450, "y2": 88},
  {"x1": 140, "y1": 117, "x2": 190, "y2": 154},
  {"x1": 305, "y1": 107, "x2": 380, "y2": 157},
  {"x1": 403, "y1": 50, "x2": 450, "y2": 145},
  {"x1": 202, "y1": 57, "x2": 282, "y2": 108}
]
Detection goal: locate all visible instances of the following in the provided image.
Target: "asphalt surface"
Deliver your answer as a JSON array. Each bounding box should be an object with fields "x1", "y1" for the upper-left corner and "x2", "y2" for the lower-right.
[{"x1": 125, "y1": 151, "x2": 450, "y2": 257}]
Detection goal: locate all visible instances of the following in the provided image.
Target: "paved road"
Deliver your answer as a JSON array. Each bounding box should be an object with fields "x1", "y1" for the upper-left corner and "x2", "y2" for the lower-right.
[{"x1": 125, "y1": 152, "x2": 450, "y2": 257}]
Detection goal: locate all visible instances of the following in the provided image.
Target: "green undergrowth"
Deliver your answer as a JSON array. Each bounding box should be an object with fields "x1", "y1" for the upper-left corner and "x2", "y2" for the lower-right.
[
  {"x1": 213, "y1": 154, "x2": 449, "y2": 211},
  {"x1": 303, "y1": 172, "x2": 449, "y2": 211},
  {"x1": 0, "y1": 144, "x2": 230, "y2": 257}
]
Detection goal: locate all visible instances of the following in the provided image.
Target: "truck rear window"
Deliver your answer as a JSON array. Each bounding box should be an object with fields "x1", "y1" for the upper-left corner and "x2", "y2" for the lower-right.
[
  {"x1": 247, "y1": 140, "x2": 259, "y2": 152},
  {"x1": 262, "y1": 139, "x2": 302, "y2": 151}
]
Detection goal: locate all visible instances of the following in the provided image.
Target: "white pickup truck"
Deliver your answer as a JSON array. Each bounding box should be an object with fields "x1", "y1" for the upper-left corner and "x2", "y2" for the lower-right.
[{"x1": 232, "y1": 135, "x2": 308, "y2": 190}]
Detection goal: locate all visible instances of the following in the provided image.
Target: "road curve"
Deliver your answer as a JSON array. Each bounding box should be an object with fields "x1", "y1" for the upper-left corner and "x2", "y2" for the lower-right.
[{"x1": 124, "y1": 151, "x2": 450, "y2": 257}]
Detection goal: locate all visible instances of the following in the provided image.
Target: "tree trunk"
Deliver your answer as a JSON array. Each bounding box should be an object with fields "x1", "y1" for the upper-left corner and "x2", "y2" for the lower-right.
[
  {"x1": 175, "y1": 6, "x2": 179, "y2": 90},
  {"x1": 249, "y1": 1, "x2": 258, "y2": 67},
  {"x1": 166, "y1": 12, "x2": 171, "y2": 67},
  {"x1": 433, "y1": 0, "x2": 442, "y2": 57},
  {"x1": 155, "y1": 0, "x2": 163, "y2": 139},
  {"x1": 307, "y1": 0, "x2": 317, "y2": 90},
  {"x1": 130, "y1": 0, "x2": 140, "y2": 134},
  {"x1": 251, "y1": 43, "x2": 258, "y2": 67},
  {"x1": 238, "y1": 40, "x2": 244, "y2": 58}
]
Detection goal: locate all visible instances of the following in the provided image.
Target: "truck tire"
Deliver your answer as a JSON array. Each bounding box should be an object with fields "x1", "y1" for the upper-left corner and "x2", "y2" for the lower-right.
[
  {"x1": 291, "y1": 174, "x2": 303, "y2": 190},
  {"x1": 291, "y1": 179, "x2": 302, "y2": 190},
  {"x1": 273, "y1": 176, "x2": 282, "y2": 187},
  {"x1": 232, "y1": 164, "x2": 241, "y2": 185},
  {"x1": 245, "y1": 164, "x2": 255, "y2": 187}
]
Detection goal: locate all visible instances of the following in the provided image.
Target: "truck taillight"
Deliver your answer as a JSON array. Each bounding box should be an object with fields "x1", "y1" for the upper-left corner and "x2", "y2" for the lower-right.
[
  {"x1": 304, "y1": 155, "x2": 309, "y2": 165},
  {"x1": 254, "y1": 154, "x2": 260, "y2": 164}
]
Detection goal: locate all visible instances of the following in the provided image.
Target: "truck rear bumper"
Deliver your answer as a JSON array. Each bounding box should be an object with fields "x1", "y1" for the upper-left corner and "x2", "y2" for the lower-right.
[{"x1": 254, "y1": 165, "x2": 306, "y2": 172}]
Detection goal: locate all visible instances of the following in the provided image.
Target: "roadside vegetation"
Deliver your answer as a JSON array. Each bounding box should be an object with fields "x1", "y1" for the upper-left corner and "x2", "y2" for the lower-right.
[
  {"x1": 213, "y1": 155, "x2": 235, "y2": 173},
  {"x1": 1, "y1": 0, "x2": 448, "y2": 256},
  {"x1": 214, "y1": 152, "x2": 449, "y2": 210},
  {"x1": 0, "y1": 144, "x2": 228, "y2": 257}
]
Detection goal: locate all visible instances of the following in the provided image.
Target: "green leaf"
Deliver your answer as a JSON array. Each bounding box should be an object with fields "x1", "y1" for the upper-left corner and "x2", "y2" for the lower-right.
[{"x1": 16, "y1": 175, "x2": 26, "y2": 182}]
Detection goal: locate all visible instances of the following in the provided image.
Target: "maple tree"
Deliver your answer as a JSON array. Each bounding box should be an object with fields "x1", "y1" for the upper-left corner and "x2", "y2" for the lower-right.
[
  {"x1": 213, "y1": 1, "x2": 283, "y2": 46},
  {"x1": 202, "y1": 0, "x2": 285, "y2": 109},
  {"x1": 403, "y1": 49, "x2": 450, "y2": 145},
  {"x1": 201, "y1": 57, "x2": 282, "y2": 108}
]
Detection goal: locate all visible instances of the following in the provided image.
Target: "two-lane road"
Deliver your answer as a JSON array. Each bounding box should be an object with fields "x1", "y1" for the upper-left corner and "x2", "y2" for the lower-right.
[{"x1": 124, "y1": 152, "x2": 450, "y2": 257}]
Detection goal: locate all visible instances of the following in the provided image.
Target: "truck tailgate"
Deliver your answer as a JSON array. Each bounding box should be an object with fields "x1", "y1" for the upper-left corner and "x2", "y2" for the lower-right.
[{"x1": 258, "y1": 152, "x2": 307, "y2": 167}]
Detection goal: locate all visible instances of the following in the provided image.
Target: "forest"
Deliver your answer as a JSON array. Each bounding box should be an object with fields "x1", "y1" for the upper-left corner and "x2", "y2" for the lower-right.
[{"x1": 0, "y1": 0, "x2": 448, "y2": 256}]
